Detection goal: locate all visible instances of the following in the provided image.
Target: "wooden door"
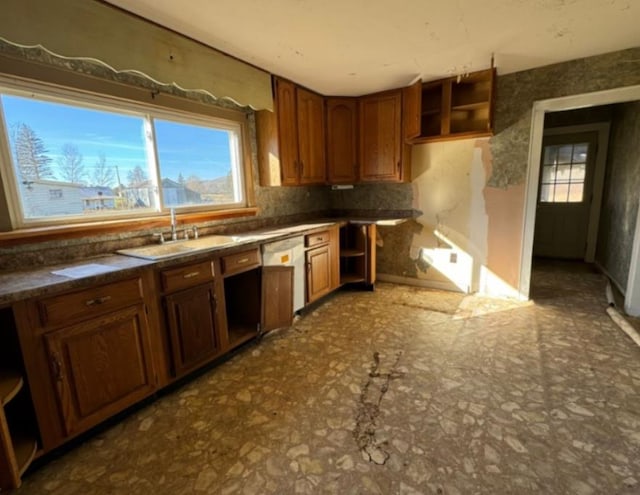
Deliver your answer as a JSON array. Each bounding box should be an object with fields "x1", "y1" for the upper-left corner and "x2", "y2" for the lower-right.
[
  {"x1": 275, "y1": 77, "x2": 299, "y2": 185},
  {"x1": 534, "y1": 132, "x2": 598, "y2": 259},
  {"x1": 326, "y1": 98, "x2": 358, "y2": 184},
  {"x1": 44, "y1": 305, "x2": 155, "y2": 436},
  {"x1": 359, "y1": 91, "x2": 403, "y2": 182},
  {"x1": 306, "y1": 245, "x2": 331, "y2": 303},
  {"x1": 261, "y1": 266, "x2": 294, "y2": 333},
  {"x1": 164, "y1": 283, "x2": 219, "y2": 377},
  {"x1": 297, "y1": 87, "x2": 326, "y2": 184}
]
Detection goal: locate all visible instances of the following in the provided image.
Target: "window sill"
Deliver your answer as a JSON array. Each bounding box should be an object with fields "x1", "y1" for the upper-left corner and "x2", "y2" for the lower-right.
[{"x1": 0, "y1": 207, "x2": 259, "y2": 247}]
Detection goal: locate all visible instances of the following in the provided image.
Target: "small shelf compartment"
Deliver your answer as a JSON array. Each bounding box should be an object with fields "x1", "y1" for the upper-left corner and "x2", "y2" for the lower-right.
[
  {"x1": 0, "y1": 308, "x2": 41, "y2": 490},
  {"x1": 223, "y1": 268, "x2": 261, "y2": 349},
  {"x1": 0, "y1": 371, "x2": 23, "y2": 406},
  {"x1": 339, "y1": 223, "x2": 375, "y2": 288},
  {"x1": 410, "y1": 68, "x2": 495, "y2": 143}
]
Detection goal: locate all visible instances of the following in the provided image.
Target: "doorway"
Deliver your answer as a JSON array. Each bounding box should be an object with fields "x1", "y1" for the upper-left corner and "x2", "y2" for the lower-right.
[{"x1": 519, "y1": 84, "x2": 640, "y2": 317}]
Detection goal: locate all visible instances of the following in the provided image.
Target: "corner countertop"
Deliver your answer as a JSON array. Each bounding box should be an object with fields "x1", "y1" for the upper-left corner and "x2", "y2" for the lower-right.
[{"x1": 0, "y1": 216, "x2": 410, "y2": 306}]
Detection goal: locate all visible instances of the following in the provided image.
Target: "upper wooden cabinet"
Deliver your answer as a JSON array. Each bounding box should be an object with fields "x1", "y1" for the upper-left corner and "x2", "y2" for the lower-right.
[
  {"x1": 257, "y1": 77, "x2": 326, "y2": 186},
  {"x1": 326, "y1": 97, "x2": 358, "y2": 184},
  {"x1": 359, "y1": 90, "x2": 410, "y2": 182},
  {"x1": 296, "y1": 87, "x2": 327, "y2": 184},
  {"x1": 258, "y1": 78, "x2": 416, "y2": 186},
  {"x1": 408, "y1": 68, "x2": 496, "y2": 143}
]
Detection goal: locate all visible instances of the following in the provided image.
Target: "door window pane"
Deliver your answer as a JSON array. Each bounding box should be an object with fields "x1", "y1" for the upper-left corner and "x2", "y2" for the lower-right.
[{"x1": 539, "y1": 142, "x2": 589, "y2": 203}]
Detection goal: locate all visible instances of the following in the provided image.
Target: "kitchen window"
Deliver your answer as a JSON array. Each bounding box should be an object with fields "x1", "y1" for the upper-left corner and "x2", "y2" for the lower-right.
[{"x1": 0, "y1": 79, "x2": 251, "y2": 229}]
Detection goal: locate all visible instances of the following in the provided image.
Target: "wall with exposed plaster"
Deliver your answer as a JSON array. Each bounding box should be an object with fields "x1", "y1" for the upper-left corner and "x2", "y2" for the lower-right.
[
  {"x1": 371, "y1": 47, "x2": 640, "y2": 297},
  {"x1": 596, "y1": 101, "x2": 640, "y2": 291}
]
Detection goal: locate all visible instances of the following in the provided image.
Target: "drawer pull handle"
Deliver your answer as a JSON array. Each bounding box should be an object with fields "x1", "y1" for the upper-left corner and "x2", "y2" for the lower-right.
[
  {"x1": 85, "y1": 296, "x2": 112, "y2": 306},
  {"x1": 316, "y1": 237, "x2": 324, "y2": 241},
  {"x1": 183, "y1": 271, "x2": 201, "y2": 279},
  {"x1": 237, "y1": 258, "x2": 250, "y2": 264},
  {"x1": 51, "y1": 353, "x2": 64, "y2": 381}
]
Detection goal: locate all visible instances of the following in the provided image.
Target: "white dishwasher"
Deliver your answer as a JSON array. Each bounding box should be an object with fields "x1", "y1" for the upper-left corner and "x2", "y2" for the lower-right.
[{"x1": 261, "y1": 236, "x2": 305, "y2": 312}]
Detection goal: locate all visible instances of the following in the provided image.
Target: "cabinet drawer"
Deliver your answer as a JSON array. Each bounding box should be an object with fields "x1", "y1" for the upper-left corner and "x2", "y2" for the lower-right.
[
  {"x1": 161, "y1": 260, "x2": 214, "y2": 293},
  {"x1": 221, "y1": 248, "x2": 261, "y2": 276},
  {"x1": 305, "y1": 230, "x2": 330, "y2": 247},
  {"x1": 38, "y1": 278, "x2": 143, "y2": 327}
]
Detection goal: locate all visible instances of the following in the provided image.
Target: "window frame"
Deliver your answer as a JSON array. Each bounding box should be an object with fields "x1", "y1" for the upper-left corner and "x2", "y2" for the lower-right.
[{"x1": 0, "y1": 70, "x2": 256, "y2": 238}]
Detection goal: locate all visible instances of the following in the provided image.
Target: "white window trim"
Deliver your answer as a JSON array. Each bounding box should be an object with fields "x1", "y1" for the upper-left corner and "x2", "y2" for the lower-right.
[{"x1": 0, "y1": 74, "x2": 251, "y2": 229}]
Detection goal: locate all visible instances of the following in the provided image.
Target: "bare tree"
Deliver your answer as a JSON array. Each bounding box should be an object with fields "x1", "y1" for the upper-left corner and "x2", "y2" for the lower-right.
[
  {"x1": 58, "y1": 143, "x2": 86, "y2": 184},
  {"x1": 127, "y1": 165, "x2": 147, "y2": 186},
  {"x1": 13, "y1": 123, "x2": 54, "y2": 181},
  {"x1": 92, "y1": 153, "x2": 115, "y2": 187}
]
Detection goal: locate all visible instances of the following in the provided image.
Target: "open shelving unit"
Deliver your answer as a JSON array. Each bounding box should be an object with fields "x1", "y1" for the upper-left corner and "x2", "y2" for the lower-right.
[
  {"x1": 0, "y1": 308, "x2": 40, "y2": 491},
  {"x1": 223, "y1": 268, "x2": 261, "y2": 348},
  {"x1": 339, "y1": 224, "x2": 375, "y2": 289},
  {"x1": 412, "y1": 68, "x2": 495, "y2": 143}
]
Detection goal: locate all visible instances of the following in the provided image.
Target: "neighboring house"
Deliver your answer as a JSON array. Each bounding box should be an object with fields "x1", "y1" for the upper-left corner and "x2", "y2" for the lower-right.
[
  {"x1": 18, "y1": 179, "x2": 84, "y2": 218},
  {"x1": 161, "y1": 178, "x2": 202, "y2": 206},
  {"x1": 120, "y1": 180, "x2": 156, "y2": 209},
  {"x1": 121, "y1": 178, "x2": 203, "y2": 208},
  {"x1": 80, "y1": 186, "x2": 117, "y2": 211}
]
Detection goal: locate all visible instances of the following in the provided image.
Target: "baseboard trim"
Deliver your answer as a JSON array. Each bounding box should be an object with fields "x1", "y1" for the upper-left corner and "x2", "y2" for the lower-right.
[
  {"x1": 594, "y1": 261, "x2": 626, "y2": 296},
  {"x1": 377, "y1": 273, "x2": 463, "y2": 293}
]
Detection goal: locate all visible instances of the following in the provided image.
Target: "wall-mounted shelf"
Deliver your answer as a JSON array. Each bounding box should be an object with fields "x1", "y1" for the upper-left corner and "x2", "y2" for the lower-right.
[{"x1": 408, "y1": 68, "x2": 495, "y2": 144}]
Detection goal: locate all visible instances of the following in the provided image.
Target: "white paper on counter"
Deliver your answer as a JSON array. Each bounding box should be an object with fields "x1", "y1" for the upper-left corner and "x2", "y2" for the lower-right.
[{"x1": 51, "y1": 263, "x2": 118, "y2": 279}]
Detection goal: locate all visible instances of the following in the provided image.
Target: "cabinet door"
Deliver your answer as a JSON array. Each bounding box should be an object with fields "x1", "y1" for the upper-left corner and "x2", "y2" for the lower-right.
[
  {"x1": 297, "y1": 88, "x2": 326, "y2": 184},
  {"x1": 275, "y1": 77, "x2": 299, "y2": 185},
  {"x1": 326, "y1": 98, "x2": 358, "y2": 184},
  {"x1": 403, "y1": 79, "x2": 422, "y2": 140},
  {"x1": 306, "y1": 245, "x2": 332, "y2": 303},
  {"x1": 164, "y1": 283, "x2": 219, "y2": 377},
  {"x1": 261, "y1": 266, "x2": 294, "y2": 333},
  {"x1": 359, "y1": 91, "x2": 403, "y2": 182},
  {"x1": 44, "y1": 305, "x2": 155, "y2": 436}
]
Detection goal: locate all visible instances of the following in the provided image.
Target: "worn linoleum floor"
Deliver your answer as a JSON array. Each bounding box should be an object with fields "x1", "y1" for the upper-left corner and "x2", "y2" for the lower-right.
[{"x1": 17, "y1": 264, "x2": 640, "y2": 494}]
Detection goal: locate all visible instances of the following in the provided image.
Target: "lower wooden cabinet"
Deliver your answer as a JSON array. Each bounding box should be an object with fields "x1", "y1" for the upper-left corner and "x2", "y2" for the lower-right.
[
  {"x1": 43, "y1": 304, "x2": 155, "y2": 436},
  {"x1": 164, "y1": 283, "x2": 220, "y2": 377},
  {"x1": 261, "y1": 266, "x2": 294, "y2": 333},
  {"x1": 306, "y1": 244, "x2": 332, "y2": 303}
]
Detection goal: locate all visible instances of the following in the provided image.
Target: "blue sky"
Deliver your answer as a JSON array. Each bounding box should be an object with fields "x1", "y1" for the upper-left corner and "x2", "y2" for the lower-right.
[{"x1": 1, "y1": 94, "x2": 232, "y2": 186}]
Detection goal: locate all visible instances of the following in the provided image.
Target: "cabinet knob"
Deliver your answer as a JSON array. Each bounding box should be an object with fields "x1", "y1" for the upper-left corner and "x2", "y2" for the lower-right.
[
  {"x1": 51, "y1": 353, "x2": 64, "y2": 381},
  {"x1": 85, "y1": 295, "x2": 112, "y2": 306}
]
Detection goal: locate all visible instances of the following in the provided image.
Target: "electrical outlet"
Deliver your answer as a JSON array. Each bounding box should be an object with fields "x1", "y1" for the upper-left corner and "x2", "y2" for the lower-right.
[{"x1": 449, "y1": 252, "x2": 457, "y2": 263}]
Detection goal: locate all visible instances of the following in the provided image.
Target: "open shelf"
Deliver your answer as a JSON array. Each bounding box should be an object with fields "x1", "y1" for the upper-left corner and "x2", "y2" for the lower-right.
[
  {"x1": 411, "y1": 68, "x2": 495, "y2": 143},
  {"x1": 0, "y1": 371, "x2": 23, "y2": 406},
  {"x1": 12, "y1": 429, "x2": 38, "y2": 476},
  {"x1": 224, "y1": 267, "x2": 261, "y2": 349},
  {"x1": 340, "y1": 274, "x2": 366, "y2": 284},
  {"x1": 228, "y1": 323, "x2": 258, "y2": 348},
  {"x1": 452, "y1": 101, "x2": 489, "y2": 111},
  {"x1": 340, "y1": 248, "x2": 365, "y2": 258}
]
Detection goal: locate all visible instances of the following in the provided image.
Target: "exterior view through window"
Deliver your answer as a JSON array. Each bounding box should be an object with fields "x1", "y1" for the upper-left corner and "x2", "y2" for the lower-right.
[
  {"x1": 0, "y1": 85, "x2": 245, "y2": 226},
  {"x1": 539, "y1": 143, "x2": 588, "y2": 203}
]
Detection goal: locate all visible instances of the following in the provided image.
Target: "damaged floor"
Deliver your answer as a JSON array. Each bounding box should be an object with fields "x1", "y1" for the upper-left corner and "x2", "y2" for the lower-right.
[{"x1": 16, "y1": 263, "x2": 640, "y2": 494}]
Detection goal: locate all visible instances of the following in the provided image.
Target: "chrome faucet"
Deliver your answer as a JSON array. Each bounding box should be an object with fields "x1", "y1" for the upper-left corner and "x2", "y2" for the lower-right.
[{"x1": 170, "y1": 208, "x2": 178, "y2": 241}]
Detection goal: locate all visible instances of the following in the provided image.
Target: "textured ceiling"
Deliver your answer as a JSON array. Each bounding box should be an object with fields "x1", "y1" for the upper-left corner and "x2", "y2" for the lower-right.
[{"x1": 104, "y1": 0, "x2": 640, "y2": 96}]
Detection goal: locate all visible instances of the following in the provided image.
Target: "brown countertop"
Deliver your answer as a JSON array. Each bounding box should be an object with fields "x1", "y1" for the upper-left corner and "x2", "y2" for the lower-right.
[{"x1": 0, "y1": 216, "x2": 410, "y2": 306}]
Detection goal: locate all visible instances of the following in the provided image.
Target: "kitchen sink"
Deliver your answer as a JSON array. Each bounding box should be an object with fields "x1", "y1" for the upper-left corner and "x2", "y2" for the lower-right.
[{"x1": 117, "y1": 235, "x2": 240, "y2": 260}]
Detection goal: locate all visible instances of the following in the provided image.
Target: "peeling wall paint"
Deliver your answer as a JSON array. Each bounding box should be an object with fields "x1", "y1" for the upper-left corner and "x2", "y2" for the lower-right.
[
  {"x1": 596, "y1": 101, "x2": 640, "y2": 290},
  {"x1": 373, "y1": 47, "x2": 640, "y2": 297}
]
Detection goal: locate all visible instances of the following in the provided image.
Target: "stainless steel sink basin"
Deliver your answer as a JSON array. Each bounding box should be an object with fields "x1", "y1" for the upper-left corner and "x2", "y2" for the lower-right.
[{"x1": 117, "y1": 235, "x2": 240, "y2": 260}]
